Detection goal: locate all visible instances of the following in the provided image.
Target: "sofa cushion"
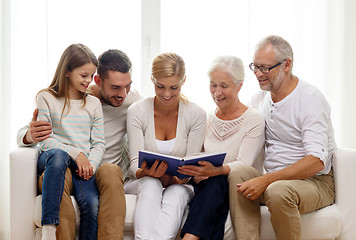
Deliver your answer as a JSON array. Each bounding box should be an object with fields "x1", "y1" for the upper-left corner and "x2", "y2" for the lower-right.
[
  {"x1": 34, "y1": 194, "x2": 340, "y2": 240},
  {"x1": 124, "y1": 194, "x2": 136, "y2": 231}
]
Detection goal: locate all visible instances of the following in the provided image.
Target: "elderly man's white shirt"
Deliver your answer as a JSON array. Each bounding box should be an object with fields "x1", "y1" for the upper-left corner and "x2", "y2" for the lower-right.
[{"x1": 250, "y1": 80, "x2": 336, "y2": 175}]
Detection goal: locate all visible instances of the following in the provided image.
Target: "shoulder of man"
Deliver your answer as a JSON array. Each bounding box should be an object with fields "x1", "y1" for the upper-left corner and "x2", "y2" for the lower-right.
[
  {"x1": 127, "y1": 96, "x2": 151, "y2": 113},
  {"x1": 248, "y1": 90, "x2": 269, "y2": 109},
  {"x1": 298, "y1": 80, "x2": 324, "y2": 96},
  {"x1": 125, "y1": 89, "x2": 145, "y2": 107},
  {"x1": 297, "y1": 80, "x2": 330, "y2": 107}
]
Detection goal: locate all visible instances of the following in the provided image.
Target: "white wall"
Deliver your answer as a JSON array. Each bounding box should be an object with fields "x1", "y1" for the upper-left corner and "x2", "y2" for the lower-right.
[
  {"x1": 1, "y1": 1, "x2": 50, "y2": 238},
  {"x1": 340, "y1": 0, "x2": 356, "y2": 148},
  {"x1": 0, "y1": 0, "x2": 11, "y2": 238},
  {"x1": 141, "y1": 0, "x2": 161, "y2": 97},
  {"x1": 158, "y1": 0, "x2": 353, "y2": 150}
]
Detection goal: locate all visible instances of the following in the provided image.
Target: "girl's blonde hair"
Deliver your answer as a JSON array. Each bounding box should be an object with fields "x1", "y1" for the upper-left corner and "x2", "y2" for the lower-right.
[
  {"x1": 151, "y1": 52, "x2": 188, "y2": 104},
  {"x1": 37, "y1": 43, "x2": 98, "y2": 119}
]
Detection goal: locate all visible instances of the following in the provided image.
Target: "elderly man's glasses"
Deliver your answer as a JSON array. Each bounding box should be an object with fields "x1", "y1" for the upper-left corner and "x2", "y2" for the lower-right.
[{"x1": 249, "y1": 59, "x2": 287, "y2": 74}]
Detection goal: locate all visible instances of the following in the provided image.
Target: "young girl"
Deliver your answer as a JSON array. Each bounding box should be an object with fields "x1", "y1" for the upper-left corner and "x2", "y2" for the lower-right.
[{"x1": 36, "y1": 43, "x2": 105, "y2": 240}]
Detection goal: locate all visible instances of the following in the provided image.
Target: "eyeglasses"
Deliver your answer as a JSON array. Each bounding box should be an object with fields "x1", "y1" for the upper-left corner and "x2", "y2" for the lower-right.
[{"x1": 249, "y1": 59, "x2": 287, "y2": 74}]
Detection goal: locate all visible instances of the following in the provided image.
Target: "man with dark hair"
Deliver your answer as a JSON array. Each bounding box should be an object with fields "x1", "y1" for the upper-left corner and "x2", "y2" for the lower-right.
[{"x1": 18, "y1": 49, "x2": 142, "y2": 239}]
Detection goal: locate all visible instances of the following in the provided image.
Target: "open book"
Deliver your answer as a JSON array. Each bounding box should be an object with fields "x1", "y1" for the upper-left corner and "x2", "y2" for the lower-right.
[{"x1": 138, "y1": 150, "x2": 227, "y2": 179}]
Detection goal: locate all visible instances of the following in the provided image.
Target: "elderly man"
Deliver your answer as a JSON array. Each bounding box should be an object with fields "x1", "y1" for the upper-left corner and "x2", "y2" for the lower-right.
[{"x1": 228, "y1": 35, "x2": 336, "y2": 240}]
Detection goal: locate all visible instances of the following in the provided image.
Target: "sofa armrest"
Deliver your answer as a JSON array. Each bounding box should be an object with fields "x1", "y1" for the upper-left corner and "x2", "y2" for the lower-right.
[
  {"x1": 10, "y1": 147, "x2": 40, "y2": 240},
  {"x1": 333, "y1": 147, "x2": 356, "y2": 240}
]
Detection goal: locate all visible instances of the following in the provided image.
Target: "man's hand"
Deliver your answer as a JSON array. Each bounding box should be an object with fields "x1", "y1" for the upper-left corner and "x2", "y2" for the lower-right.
[
  {"x1": 136, "y1": 160, "x2": 168, "y2": 179},
  {"x1": 236, "y1": 175, "x2": 270, "y2": 200},
  {"x1": 87, "y1": 84, "x2": 100, "y2": 98},
  {"x1": 75, "y1": 152, "x2": 94, "y2": 180},
  {"x1": 24, "y1": 109, "x2": 52, "y2": 144},
  {"x1": 236, "y1": 155, "x2": 326, "y2": 201}
]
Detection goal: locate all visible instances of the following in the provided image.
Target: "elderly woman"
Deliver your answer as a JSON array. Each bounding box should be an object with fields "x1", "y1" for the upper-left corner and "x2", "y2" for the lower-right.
[{"x1": 178, "y1": 56, "x2": 265, "y2": 240}]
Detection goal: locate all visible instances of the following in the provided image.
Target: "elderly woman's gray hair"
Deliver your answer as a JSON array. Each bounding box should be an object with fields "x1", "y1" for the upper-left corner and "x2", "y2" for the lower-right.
[{"x1": 207, "y1": 56, "x2": 245, "y2": 85}]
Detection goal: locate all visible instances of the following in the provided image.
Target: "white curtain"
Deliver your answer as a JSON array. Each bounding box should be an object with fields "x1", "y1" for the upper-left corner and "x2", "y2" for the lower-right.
[
  {"x1": 1, "y1": 0, "x2": 11, "y2": 238},
  {"x1": 160, "y1": 0, "x2": 343, "y2": 122},
  {"x1": 159, "y1": 0, "x2": 356, "y2": 148},
  {"x1": 340, "y1": 0, "x2": 356, "y2": 148},
  {"x1": 1, "y1": 0, "x2": 356, "y2": 238}
]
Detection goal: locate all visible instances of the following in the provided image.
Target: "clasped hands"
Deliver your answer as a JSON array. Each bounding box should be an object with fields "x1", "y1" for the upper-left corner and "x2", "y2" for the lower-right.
[{"x1": 76, "y1": 152, "x2": 94, "y2": 181}]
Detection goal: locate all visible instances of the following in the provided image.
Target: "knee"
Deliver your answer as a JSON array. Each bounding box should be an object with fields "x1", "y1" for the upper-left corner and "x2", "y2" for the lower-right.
[
  {"x1": 228, "y1": 165, "x2": 254, "y2": 186},
  {"x1": 96, "y1": 163, "x2": 124, "y2": 189},
  {"x1": 137, "y1": 177, "x2": 163, "y2": 198},
  {"x1": 51, "y1": 148, "x2": 69, "y2": 159},
  {"x1": 201, "y1": 175, "x2": 228, "y2": 194},
  {"x1": 97, "y1": 163, "x2": 123, "y2": 179},
  {"x1": 209, "y1": 175, "x2": 228, "y2": 188},
  {"x1": 47, "y1": 149, "x2": 70, "y2": 168},
  {"x1": 265, "y1": 181, "x2": 296, "y2": 210},
  {"x1": 164, "y1": 184, "x2": 190, "y2": 204}
]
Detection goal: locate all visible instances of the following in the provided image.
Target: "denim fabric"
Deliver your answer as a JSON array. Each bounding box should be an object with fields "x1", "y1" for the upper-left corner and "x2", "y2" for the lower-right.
[
  {"x1": 72, "y1": 171, "x2": 99, "y2": 240},
  {"x1": 181, "y1": 175, "x2": 229, "y2": 240},
  {"x1": 38, "y1": 148, "x2": 99, "y2": 240}
]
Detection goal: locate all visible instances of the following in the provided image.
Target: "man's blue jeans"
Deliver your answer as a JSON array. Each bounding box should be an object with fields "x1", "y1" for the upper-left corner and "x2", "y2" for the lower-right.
[{"x1": 37, "y1": 148, "x2": 99, "y2": 240}]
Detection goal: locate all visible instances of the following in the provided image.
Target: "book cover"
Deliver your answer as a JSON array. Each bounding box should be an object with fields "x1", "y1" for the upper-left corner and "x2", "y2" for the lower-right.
[{"x1": 138, "y1": 150, "x2": 227, "y2": 179}]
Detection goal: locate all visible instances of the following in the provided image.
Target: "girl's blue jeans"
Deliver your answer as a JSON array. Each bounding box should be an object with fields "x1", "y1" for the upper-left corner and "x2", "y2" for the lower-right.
[{"x1": 37, "y1": 148, "x2": 99, "y2": 240}]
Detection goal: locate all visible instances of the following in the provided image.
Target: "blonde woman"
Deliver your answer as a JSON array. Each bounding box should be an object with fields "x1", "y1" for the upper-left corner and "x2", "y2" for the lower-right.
[{"x1": 125, "y1": 53, "x2": 206, "y2": 240}]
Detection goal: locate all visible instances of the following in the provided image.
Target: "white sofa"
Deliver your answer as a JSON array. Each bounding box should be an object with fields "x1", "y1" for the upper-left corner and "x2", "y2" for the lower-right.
[{"x1": 10, "y1": 147, "x2": 356, "y2": 240}]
